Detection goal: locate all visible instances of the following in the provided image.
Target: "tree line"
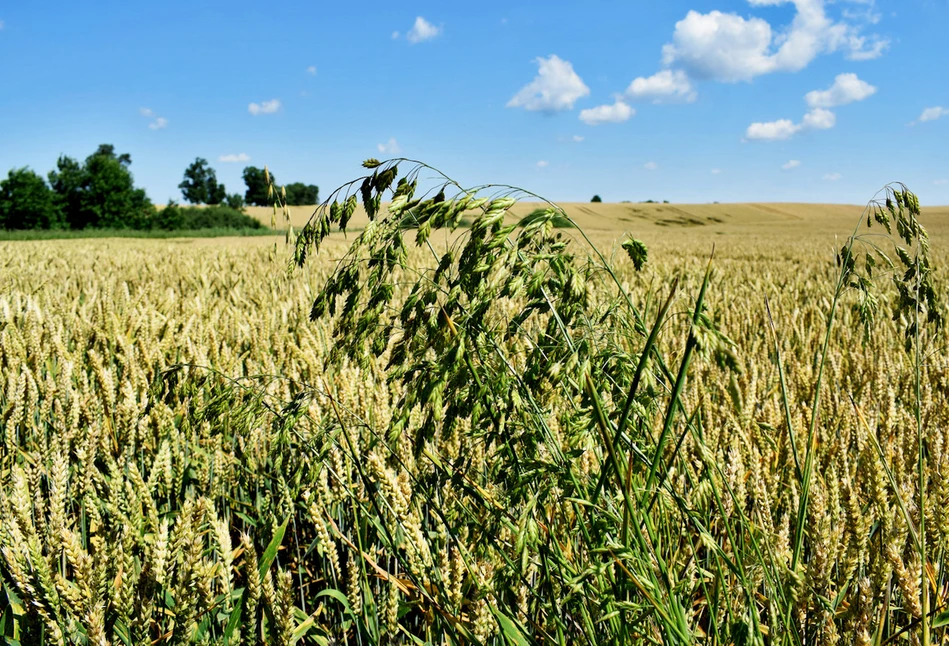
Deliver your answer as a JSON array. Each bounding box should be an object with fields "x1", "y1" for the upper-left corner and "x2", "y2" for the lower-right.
[
  {"x1": 0, "y1": 145, "x2": 319, "y2": 230},
  {"x1": 178, "y1": 159, "x2": 318, "y2": 208}
]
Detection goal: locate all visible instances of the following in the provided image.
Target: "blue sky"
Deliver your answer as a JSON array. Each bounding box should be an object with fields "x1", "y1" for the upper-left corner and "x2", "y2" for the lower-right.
[{"x1": 0, "y1": 0, "x2": 947, "y2": 204}]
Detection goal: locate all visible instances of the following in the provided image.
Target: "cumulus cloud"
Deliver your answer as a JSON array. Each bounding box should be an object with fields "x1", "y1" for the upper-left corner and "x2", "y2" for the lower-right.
[
  {"x1": 508, "y1": 55, "x2": 590, "y2": 113},
  {"x1": 805, "y1": 73, "x2": 876, "y2": 108},
  {"x1": 845, "y1": 35, "x2": 888, "y2": 60},
  {"x1": 644, "y1": 161, "x2": 658, "y2": 170},
  {"x1": 625, "y1": 70, "x2": 697, "y2": 103},
  {"x1": 910, "y1": 106, "x2": 949, "y2": 125},
  {"x1": 782, "y1": 159, "x2": 802, "y2": 170},
  {"x1": 306, "y1": 65, "x2": 317, "y2": 75},
  {"x1": 248, "y1": 99, "x2": 282, "y2": 116},
  {"x1": 377, "y1": 138, "x2": 401, "y2": 154},
  {"x1": 219, "y1": 153, "x2": 251, "y2": 163},
  {"x1": 746, "y1": 107, "x2": 835, "y2": 141},
  {"x1": 572, "y1": 135, "x2": 584, "y2": 142},
  {"x1": 711, "y1": 168, "x2": 723, "y2": 175},
  {"x1": 802, "y1": 107, "x2": 836, "y2": 130},
  {"x1": 660, "y1": 0, "x2": 888, "y2": 83},
  {"x1": 579, "y1": 99, "x2": 634, "y2": 125},
  {"x1": 746, "y1": 119, "x2": 802, "y2": 141},
  {"x1": 536, "y1": 160, "x2": 549, "y2": 168},
  {"x1": 823, "y1": 172, "x2": 842, "y2": 181},
  {"x1": 406, "y1": 16, "x2": 440, "y2": 43},
  {"x1": 662, "y1": 10, "x2": 776, "y2": 82},
  {"x1": 140, "y1": 108, "x2": 168, "y2": 130}
]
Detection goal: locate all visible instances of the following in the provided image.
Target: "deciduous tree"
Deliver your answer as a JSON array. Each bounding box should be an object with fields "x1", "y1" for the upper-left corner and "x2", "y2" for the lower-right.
[
  {"x1": 179, "y1": 158, "x2": 226, "y2": 205},
  {"x1": 242, "y1": 166, "x2": 274, "y2": 207},
  {"x1": 0, "y1": 167, "x2": 63, "y2": 229}
]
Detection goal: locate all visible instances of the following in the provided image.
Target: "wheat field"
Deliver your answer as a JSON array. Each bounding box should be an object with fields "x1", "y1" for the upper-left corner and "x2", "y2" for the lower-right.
[{"x1": 1, "y1": 178, "x2": 948, "y2": 644}]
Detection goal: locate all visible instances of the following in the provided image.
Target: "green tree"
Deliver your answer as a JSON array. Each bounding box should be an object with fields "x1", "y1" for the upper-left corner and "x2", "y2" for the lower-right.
[
  {"x1": 225, "y1": 193, "x2": 246, "y2": 212},
  {"x1": 179, "y1": 158, "x2": 226, "y2": 205},
  {"x1": 284, "y1": 182, "x2": 319, "y2": 206},
  {"x1": 0, "y1": 167, "x2": 63, "y2": 229},
  {"x1": 154, "y1": 201, "x2": 185, "y2": 230},
  {"x1": 49, "y1": 145, "x2": 154, "y2": 229},
  {"x1": 91, "y1": 144, "x2": 132, "y2": 166},
  {"x1": 81, "y1": 149, "x2": 153, "y2": 228},
  {"x1": 591, "y1": 194, "x2": 602, "y2": 203},
  {"x1": 48, "y1": 155, "x2": 86, "y2": 227},
  {"x1": 242, "y1": 166, "x2": 274, "y2": 207}
]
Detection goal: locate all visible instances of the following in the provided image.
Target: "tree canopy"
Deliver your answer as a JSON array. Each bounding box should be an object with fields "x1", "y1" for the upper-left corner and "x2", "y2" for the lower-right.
[
  {"x1": 179, "y1": 158, "x2": 226, "y2": 205},
  {"x1": 0, "y1": 167, "x2": 63, "y2": 230},
  {"x1": 242, "y1": 166, "x2": 273, "y2": 207},
  {"x1": 285, "y1": 182, "x2": 319, "y2": 206},
  {"x1": 242, "y1": 167, "x2": 319, "y2": 207},
  {"x1": 44, "y1": 145, "x2": 154, "y2": 229}
]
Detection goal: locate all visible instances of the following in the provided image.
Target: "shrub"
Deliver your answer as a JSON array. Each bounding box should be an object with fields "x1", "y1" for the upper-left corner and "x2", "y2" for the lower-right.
[
  {"x1": 225, "y1": 193, "x2": 246, "y2": 212},
  {"x1": 176, "y1": 205, "x2": 263, "y2": 230},
  {"x1": 591, "y1": 194, "x2": 602, "y2": 202},
  {"x1": 154, "y1": 201, "x2": 186, "y2": 230}
]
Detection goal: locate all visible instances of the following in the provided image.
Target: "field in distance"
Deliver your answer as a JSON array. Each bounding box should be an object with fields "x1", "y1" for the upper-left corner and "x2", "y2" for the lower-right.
[{"x1": 245, "y1": 200, "x2": 949, "y2": 241}]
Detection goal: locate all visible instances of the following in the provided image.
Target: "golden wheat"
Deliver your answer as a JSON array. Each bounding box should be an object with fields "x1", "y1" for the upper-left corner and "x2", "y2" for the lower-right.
[{"x1": 0, "y1": 220, "x2": 946, "y2": 642}]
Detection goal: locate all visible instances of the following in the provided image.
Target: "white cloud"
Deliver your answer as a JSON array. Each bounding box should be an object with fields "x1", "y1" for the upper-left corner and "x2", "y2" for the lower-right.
[
  {"x1": 823, "y1": 172, "x2": 842, "y2": 181},
  {"x1": 0, "y1": 20, "x2": 5, "y2": 30},
  {"x1": 805, "y1": 73, "x2": 876, "y2": 108},
  {"x1": 536, "y1": 160, "x2": 549, "y2": 168},
  {"x1": 377, "y1": 138, "x2": 401, "y2": 155},
  {"x1": 802, "y1": 107, "x2": 836, "y2": 130},
  {"x1": 845, "y1": 34, "x2": 888, "y2": 60},
  {"x1": 842, "y1": 3, "x2": 882, "y2": 25},
  {"x1": 139, "y1": 107, "x2": 168, "y2": 130},
  {"x1": 219, "y1": 153, "x2": 251, "y2": 163},
  {"x1": 660, "y1": 1, "x2": 888, "y2": 83},
  {"x1": 746, "y1": 119, "x2": 801, "y2": 141},
  {"x1": 644, "y1": 161, "x2": 658, "y2": 171},
  {"x1": 782, "y1": 159, "x2": 801, "y2": 170},
  {"x1": 746, "y1": 107, "x2": 835, "y2": 141},
  {"x1": 711, "y1": 168, "x2": 723, "y2": 175},
  {"x1": 508, "y1": 55, "x2": 590, "y2": 113},
  {"x1": 572, "y1": 135, "x2": 584, "y2": 142},
  {"x1": 625, "y1": 70, "x2": 697, "y2": 103},
  {"x1": 912, "y1": 106, "x2": 949, "y2": 125},
  {"x1": 934, "y1": 179, "x2": 949, "y2": 186},
  {"x1": 579, "y1": 100, "x2": 634, "y2": 125},
  {"x1": 406, "y1": 16, "x2": 440, "y2": 44},
  {"x1": 248, "y1": 99, "x2": 281, "y2": 116},
  {"x1": 392, "y1": 31, "x2": 400, "y2": 39},
  {"x1": 306, "y1": 65, "x2": 317, "y2": 75},
  {"x1": 662, "y1": 10, "x2": 775, "y2": 82}
]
